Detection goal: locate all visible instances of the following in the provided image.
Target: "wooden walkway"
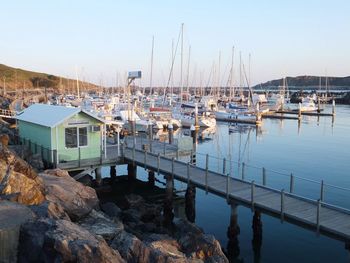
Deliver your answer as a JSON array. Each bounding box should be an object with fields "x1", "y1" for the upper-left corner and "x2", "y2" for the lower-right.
[{"x1": 123, "y1": 146, "x2": 350, "y2": 242}]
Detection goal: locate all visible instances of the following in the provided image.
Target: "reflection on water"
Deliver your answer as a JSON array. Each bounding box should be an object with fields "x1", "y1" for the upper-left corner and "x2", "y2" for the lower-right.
[{"x1": 108, "y1": 105, "x2": 350, "y2": 263}]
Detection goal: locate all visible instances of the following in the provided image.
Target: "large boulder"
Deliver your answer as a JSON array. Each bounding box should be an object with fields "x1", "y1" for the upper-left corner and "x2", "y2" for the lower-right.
[
  {"x1": 78, "y1": 210, "x2": 124, "y2": 242},
  {"x1": 110, "y1": 231, "x2": 201, "y2": 263},
  {"x1": 0, "y1": 201, "x2": 36, "y2": 263},
  {"x1": 174, "y1": 219, "x2": 228, "y2": 263},
  {"x1": 18, "y1": 218, "x2": 125, "y2": 263},
  {"x1": 40, "y1": 169, "x2": 99, "y2": 221},
  {"x1": 29, "y1": 201, "x2": 70, "y2": 221},
  {"x1": 0, "y1": 145, "x2": 45, "y2": 205}
]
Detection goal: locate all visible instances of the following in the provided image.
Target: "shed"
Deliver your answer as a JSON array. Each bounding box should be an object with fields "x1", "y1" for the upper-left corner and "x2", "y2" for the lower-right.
[{"x1": 16, "y1": 104, "x2": 106, "y2": 166}]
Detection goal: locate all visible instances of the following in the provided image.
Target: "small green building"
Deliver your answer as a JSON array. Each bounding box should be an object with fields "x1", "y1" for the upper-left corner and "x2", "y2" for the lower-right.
[{"x1": 16, "y1": 103, "x2": 106, "y2": 166}]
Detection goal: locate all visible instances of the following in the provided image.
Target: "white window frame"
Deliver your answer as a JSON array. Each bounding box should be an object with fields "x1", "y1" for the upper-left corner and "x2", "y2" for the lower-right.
[{"x1": 64, "y1": 126, "x2": 89, "y2": 149}]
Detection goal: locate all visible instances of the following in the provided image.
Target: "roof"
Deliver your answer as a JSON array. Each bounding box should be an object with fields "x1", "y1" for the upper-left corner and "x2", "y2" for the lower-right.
[{"x1": 16, "y1": 104, "x2": 104, "y2": 128}]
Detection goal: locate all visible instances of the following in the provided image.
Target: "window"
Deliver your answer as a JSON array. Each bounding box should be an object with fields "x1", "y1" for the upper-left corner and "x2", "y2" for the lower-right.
[
  {"x1": 79, "y1": 127, "x2": 88, "y2": 146},
  {"x1": 65, "y1": 127, "x2": 88, "y2": 148},
  {"x1": 65, "y1": 128, "x2": 78, "y2": 148}
]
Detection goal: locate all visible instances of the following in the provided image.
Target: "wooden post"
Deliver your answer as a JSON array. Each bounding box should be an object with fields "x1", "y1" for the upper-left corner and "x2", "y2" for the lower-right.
[
  {"x1": 187, "y1": 162, "x2": 190, "y2": 184},
  {"x1": 190, "y1": 150, "x2": 193, "y2": 164},
  {"x1": 171, "y1": 157, "x2": 175, "y2": 180},
  {"x1": 176, "y1": 148, "x2": 179, "y2": 159},
  {"x1": 298, "y1": 102, "x2": 302, "y2": 120},
  {"x1": 223, "y1": 158, "x2": 226, "y2": 175},
  {"x1": 144, "y1": 150, "x2": 147, "y2": 170},
  {"x1": 316, "y1": 199, "x2": 321, "y2": 233},
  {"x1": 281, "y1": 189, "x2": 285, "y2": 222},
  {"x1": 289, "y1": 173, "x2": 294, "y2": 193},
  {"x1": 242, "y1": 162, "x2": 245, "y2": 181},
  {"x1": 205, "y1": 154, "x2": 209, "y2": 193},
  {"x1": 262, "y1": 167, "x2": 266, "y2": 186},
  {"x1": 132, "y1": 142, "x2": 135, "y2": 166},
  {"x1": 163, "y1": 141, "x2": 166, "y2": 155},
  {"x1": 226, "y1": 173, "x2": 230, "y2": 202},
  {"x1": 320, "y1": 180, "x2": 324, "y2": 201},
  {"x1": 251, "y1": 180, "x2": 255, "y2": 211},
  {"x1": 157, "y1": 153, "x2": 160, "y2": 175},
  {"x1": 332, "y1": 99, "x2": 336, "y2": 116},
  {"x1": 317, "y1": 97, "x2": 321, "y2": 113}
]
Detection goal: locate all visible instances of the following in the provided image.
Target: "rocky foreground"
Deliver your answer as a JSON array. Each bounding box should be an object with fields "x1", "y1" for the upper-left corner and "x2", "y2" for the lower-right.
[{"x1": 0, "y1": 143, "x2": 228, "y2": 263}]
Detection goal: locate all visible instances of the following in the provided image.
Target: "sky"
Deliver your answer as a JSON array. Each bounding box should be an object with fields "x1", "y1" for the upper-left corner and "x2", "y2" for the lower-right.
[{"x1": 0, "y1": 0, "x2": 349, "y2": 87}]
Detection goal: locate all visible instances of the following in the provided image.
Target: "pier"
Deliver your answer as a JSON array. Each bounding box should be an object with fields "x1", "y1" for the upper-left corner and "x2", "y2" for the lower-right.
[{"x1": 120, "y1": 138, "x2": 350, "y2": 243}]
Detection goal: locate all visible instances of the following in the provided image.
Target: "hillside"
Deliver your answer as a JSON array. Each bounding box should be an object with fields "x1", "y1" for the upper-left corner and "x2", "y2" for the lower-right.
[
  {"x1": 0, "y1": 64, "x2": 98, "y2": 92},
  {"x1": 255, "y1": 75, "x2": 350, "y2": 90}
]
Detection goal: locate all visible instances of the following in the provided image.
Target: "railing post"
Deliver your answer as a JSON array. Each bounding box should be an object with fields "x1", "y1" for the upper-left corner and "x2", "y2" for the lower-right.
[
  {"x1": 150, "y1": 140, "x2": 153, "y2": 153},
  {"x1": 78, "y1": 147, "x2": 81, "y2": 167},
  {"x1": 223, "y1": 158, "x2": 226, "y2": 175},
  {"x1": 242, "y1": 162, "x2": 245, "y2": 181},
  {"x1": 190, "y1": 150, "x2": 193, "y2": 164},
  {"x1": 320, "y1": 180, "x2": 324, "y2": 201},
  {"x1": 40, "y1": 145, "x2": 43, "y2": 158},
  {"x1": 251, "y1": 180, "x2": 255, "y2": 211},
  {"x1": 157, "y1": 153, "x2": 160, "y2": 175},
  {"x1": 316, "y1": 199, "x2": 321, "y2": 233},
  {"x1": 281, "y1": 189, "x2": 285, "y2": 222},
  {"x1": 187, "y1": 162, "x2": 190, "y2": 184},
  {"x1": 262, "y1": 167, "x2": 266, "y2": 186},
  {"x1": 205, "y1": 154, "x2": 209, "y2": 193},
  {"x1": 176, "y1": 148, "x2": 179, "y2": 159},
  {"x1": 226, "y1": 173, "x2": 230, "y2": 202},
  {"x1": 289, "y1": 173, "x2": 294, "y2": 193},
  {"x1": 144, "y1": 150, "x2": 147, "y2": 170},
  {"x1": 163, "y1": 141, "x2": 166, "y2": 155}
]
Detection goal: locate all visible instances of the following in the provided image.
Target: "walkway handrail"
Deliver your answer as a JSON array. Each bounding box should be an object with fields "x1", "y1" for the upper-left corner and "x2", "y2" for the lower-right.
[
  {"x1": 123, "y1": 139, "x2": 350, "y2": 211},
  {"x1": 123, "y1": 145, "x2": 350, "y2": 215}
]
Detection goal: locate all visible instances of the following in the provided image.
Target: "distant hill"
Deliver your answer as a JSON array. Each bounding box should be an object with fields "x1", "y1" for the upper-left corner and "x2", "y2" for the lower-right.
[
  {"x1": 0, "y1": 64, "x2": 98, "y2": 92},
  {"x1": 254, "y1": 76, "x2": 350, "y2": 90}
]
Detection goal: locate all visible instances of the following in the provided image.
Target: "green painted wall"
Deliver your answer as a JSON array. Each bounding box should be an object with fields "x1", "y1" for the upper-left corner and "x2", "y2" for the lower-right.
[
  {"x1": 18, "y1": 111, "x2": 103, "y2": 163},
  {"x1": 52, "y1": 112, "x2": 102, "y2": 162},
  {"x1": 18, "y1": 121, "x2": 51, "y2": 148}
]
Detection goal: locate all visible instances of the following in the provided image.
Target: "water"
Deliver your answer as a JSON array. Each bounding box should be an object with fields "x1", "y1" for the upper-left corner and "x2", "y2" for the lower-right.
[{"x1": 103, "y1": 104, "x2": 350, "y2": 262}]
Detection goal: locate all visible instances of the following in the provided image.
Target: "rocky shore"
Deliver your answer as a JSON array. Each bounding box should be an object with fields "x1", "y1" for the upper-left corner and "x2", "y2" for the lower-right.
[{"x1": 0, "y1": 142, "x2": 228, "y2": 262}]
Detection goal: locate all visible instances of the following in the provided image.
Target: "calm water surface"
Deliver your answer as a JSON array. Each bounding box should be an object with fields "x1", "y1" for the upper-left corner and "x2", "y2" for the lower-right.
[{"x1": 104, "y1": 104, "x2": 350, "y2": 263}]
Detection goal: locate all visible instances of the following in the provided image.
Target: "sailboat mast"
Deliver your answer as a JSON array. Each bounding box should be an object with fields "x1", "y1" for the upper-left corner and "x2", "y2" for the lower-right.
[
  {"x1": 75, "y1": 67, "x2": 80, "y2": 99},
  {"x1": 229, "y1": 46, "x2": 235, "y2": 99},
  {"x1": 239, "y1": 51, "x2": 242, "y2": 97},
  {"x1": 186, "y1": 45, "x2": 191, "y2": 101},
  {"x1": 217, "y1": 51, "x2": 221, "y2": 98},
  {"x1": 149, "y1": 35, "x2": 154, "y2": 96},
  {"x1": 180, "y1": 23, "x2": 184, "y2": 104}
]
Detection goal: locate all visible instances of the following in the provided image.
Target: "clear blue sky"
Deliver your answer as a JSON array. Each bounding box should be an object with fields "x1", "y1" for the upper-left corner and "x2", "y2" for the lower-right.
[{"x1": 1, "y1": 0, "x2": 349, "y2": 87}]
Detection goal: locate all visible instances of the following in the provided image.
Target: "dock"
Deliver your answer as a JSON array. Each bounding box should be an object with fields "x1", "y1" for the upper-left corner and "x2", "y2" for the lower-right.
[
  {"x1": 122, "y1": 142, "x2": 350, "y2": 242},
  {"x1": 275, "y1": 110, "x2": 334, "y2": 117}
]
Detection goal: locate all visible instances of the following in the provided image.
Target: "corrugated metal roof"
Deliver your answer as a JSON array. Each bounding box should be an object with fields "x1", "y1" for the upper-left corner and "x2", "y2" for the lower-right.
[{"x1": 16, "y1": 104, "x2": 103, "y2": 128}]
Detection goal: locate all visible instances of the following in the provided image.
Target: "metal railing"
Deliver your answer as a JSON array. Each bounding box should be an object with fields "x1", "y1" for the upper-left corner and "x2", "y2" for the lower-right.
[{"x1": 123, "y1": 145, "x2": 350, "y2": 236}]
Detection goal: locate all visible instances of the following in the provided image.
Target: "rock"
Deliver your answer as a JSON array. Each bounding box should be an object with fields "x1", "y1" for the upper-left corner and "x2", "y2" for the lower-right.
[
  {"x1": 18, "y1": 218, "x2": 125, "y2": 263},
  {"x1": 77, "y1": 174, "x2": 93, "y2": 186},
  {"x1": 125, "y1": 194, "x2": 145, "y2": 209},
  {"x1": 29, "y1": 200, "x2": 70, "y2": 220},
  {"x1": 78, "y1": 210, "x2": 124, "y2": 242},
  {"x1": 0, "y1": 145, "x2": 45, "y2": 205},
  {"x1": 0, "y1": 144, "x2": 38, "y2": 180},
  {"x1": 174, "y1": 219, "x2": 228, "y2": 263},
  {"x1": 110, "y1": 230, "x2": 145, "y2": 263},
  {"x1": 40, "y1": 169, "x2": 99, "y2": 221},
  {"x1": 44, "y1": 168, "x2": 70, "y2": 178},
  {"x1": 0, "y1": 200, "x2": 36, "y2": 263},
  {"x1": 101, "y1": 202, "x2": 122, "y2": 218},
  {"x1": 0, "y1": 134, "x2": 9, "y2": 146}
]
